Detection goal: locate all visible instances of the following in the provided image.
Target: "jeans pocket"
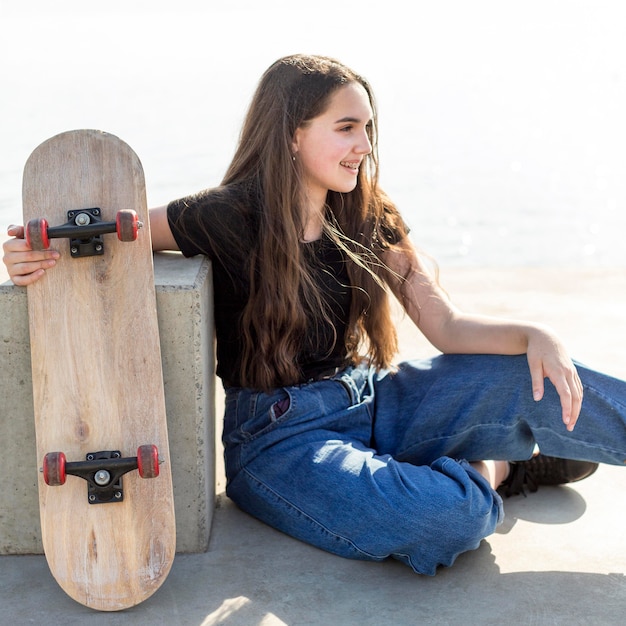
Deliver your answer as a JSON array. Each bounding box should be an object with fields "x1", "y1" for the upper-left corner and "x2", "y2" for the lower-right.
[
  {"x1": 271, "y1": 396, "x2": 291, "y2": 420},
  {"x1": 232, "y1": 390, "x2": 294, "y2": 444}
]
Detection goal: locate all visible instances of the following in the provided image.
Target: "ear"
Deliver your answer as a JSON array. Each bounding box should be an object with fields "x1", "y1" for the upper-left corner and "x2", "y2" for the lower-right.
[{"x1": 291, "y1": 127, "x2": 301, "y2": 154}]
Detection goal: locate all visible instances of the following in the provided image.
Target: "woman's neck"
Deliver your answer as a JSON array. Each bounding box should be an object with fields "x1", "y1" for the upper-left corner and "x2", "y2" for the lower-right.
[
  {"x1": 300, "y1": 187, "x2": 327, "y2": 242},
  {"x1": 301, "y1": 206, "x2": 327, "y2": 242}
]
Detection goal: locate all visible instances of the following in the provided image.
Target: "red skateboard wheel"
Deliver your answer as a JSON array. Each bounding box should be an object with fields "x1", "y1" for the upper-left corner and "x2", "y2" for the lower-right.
[
  {"x1": 116, "y1": 210, "x2": 139, "y2": 242},
  {"x1": 136, "y1": 444, "x2": 159, "y2": 479},
  {"x1": 25, "y1": 218, "x2": 50, "y2": 250},
  {"x1": 43, "y1": 451, "x2": 67, "y2": 486}
]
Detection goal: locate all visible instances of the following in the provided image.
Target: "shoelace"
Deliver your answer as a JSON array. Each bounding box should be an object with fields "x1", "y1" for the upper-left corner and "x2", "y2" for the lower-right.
[{"x1": 500, "y1": 463, "x2": 538, "y2": 497}]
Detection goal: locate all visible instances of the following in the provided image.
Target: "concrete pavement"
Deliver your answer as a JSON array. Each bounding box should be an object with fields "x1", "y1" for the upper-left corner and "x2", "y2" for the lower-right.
[{"x1": 1, "y1": 261, "x2": 625, "y2": 625}]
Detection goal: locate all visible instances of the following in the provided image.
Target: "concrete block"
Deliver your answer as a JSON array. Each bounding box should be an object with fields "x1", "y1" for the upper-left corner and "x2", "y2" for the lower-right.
[
  {"x1": 0, "y1": 282, "x2": 36, "y2": 554},
  {"x1": 153, "y1": 252, "x2": 215, "y2": 553},
  {"x1": 0, "y1": 252, "x2": 214, "y2": 554}
]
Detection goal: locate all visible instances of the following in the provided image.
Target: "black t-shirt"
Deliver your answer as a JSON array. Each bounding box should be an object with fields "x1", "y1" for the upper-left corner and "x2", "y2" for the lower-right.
[{"x1": 167, "y1": 184, "x2": 351, "y2": 386}]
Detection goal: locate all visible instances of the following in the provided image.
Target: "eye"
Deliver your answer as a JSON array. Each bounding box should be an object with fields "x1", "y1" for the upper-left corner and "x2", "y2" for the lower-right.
[{"x1": 339, "y1": 124, "x2": 353, "y2": 132}]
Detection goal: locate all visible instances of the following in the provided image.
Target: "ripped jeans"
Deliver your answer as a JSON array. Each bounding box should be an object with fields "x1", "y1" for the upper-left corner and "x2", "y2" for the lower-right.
[{"x1": 222, "y1": 354, "x2": 626, "y2": 575}]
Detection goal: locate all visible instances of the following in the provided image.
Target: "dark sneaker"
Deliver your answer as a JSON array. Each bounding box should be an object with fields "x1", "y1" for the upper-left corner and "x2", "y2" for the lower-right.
[{"x1": 499, "y1": 454, "x2": 599, "y2": 497}]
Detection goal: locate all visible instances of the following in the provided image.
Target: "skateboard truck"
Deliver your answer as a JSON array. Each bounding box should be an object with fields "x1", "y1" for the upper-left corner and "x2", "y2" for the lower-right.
[
  {"x1": 42, "y1": 445, "x2": 161, "y2": 504},
  {"x1": 25, "y1": 208, "x2": 143, "y2": 258}
]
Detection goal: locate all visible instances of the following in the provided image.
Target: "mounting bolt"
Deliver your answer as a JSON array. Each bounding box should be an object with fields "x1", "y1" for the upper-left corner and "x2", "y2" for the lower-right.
[
  {"x1": 74, "y1": 212, "x2": 91, "y2": 226},
  {"x1": 94, "y1": 470, "x2": 111, "y2": 486}
]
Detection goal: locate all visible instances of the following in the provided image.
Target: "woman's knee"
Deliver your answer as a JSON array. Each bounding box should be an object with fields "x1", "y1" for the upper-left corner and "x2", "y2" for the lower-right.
[
  {"x1": 315, "y1": 456, "x2": 504, "y2": 575},
  {"x1": 387, "y1": 457, "x2": 504, "y2": 574}
]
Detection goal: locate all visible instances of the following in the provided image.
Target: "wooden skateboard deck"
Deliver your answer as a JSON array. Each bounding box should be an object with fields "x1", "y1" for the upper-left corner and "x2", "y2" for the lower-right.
[{"x1": 23, "y1": 130, "x2": 175, "y2": 611}]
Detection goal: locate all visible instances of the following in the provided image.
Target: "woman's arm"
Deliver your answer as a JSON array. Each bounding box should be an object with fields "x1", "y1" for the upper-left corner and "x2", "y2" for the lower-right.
[
  {"x1": 2, "y1": 205, "x2": 179, "y2": 286},
  {"x1": 149, "y1": 205, "x2": 179, "y2": 252},
  {"x1": 382, "y1": 237, "x2": 583, "y2": 431}
]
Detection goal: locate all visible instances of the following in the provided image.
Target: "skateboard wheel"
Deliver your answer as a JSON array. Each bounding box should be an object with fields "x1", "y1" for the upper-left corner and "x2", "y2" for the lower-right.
[
  {"x1": 137, "y1": 444, "x2": 159, "y2": 479},
  {"x1": 25, "y1": 218, "x2": 50, "y2": 251},
  {"x1": 116, "y1": 210, "x2": 140, "y2": 242},
  {"x1": 43, "y1": 452, "x2": 66, "y2": 486}
]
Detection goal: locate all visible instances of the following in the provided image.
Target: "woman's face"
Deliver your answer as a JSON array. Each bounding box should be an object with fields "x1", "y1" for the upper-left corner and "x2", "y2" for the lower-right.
[{"x1": 292, "y1": 82, "x2": 373, "y2": 211}]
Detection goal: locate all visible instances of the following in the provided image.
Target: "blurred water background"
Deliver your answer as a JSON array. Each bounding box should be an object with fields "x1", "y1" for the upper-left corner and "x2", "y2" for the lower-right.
[{"x1": 1, "y1": 0, "x2": 625, "y2": 267}]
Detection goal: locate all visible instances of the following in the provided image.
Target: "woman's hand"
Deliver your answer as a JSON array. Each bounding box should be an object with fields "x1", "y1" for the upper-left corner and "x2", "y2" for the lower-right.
[
  {"x1": 383, "y1": 239, "x2": 583, "y2": 432},
  {"x1": 2, "y1": 225, "x2": 59, "y2": 286},
  {"x1": 3, "y1": 207, "x2": 178, "y2": 287},
  {"x1": 525, "y1": 325, "x2": 583, "y2": 432}
]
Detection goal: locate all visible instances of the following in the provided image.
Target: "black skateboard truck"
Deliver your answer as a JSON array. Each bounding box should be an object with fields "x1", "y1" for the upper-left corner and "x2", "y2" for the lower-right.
[{"x1": 26, "y1": 208, "x2": 142, "y2": 258}]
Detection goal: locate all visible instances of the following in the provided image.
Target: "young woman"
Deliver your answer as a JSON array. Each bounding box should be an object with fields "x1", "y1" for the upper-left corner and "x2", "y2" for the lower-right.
[{"x1": 4, "y1": 54, "x2": 624, "y2": 575}]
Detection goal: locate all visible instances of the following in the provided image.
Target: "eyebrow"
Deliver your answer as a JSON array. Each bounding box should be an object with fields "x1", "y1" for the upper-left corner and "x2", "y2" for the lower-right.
[{"x1": 334, "y1": 116, "x2": 370, "y2": 124}]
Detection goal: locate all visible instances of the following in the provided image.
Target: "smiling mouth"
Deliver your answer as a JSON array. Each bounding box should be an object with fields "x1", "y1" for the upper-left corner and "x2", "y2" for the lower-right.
[{"x1": 340, "y1": 161, "x2": 359, "y2": 170}]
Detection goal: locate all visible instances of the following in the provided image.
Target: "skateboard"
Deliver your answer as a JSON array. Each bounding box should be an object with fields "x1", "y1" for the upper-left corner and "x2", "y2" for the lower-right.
[{"x1": 22, "y1": 130, "x2": 176, "y2": 611}]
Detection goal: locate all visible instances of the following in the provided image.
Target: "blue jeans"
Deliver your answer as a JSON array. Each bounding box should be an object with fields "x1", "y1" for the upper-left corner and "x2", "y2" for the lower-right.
[{"x1": 222, "y1": 354, "x2": 626, "y2": 575}]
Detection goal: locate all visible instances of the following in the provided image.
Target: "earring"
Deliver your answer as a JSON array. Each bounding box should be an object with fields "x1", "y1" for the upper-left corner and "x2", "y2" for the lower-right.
[{"x1": 292, "y1": 155, "x2": 296, "y2": 161}]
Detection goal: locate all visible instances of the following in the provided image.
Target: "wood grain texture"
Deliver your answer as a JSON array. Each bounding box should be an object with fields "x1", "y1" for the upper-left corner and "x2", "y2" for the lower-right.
[{"x1": 23, "y1": 130, "x2": 175, "y2": 611}]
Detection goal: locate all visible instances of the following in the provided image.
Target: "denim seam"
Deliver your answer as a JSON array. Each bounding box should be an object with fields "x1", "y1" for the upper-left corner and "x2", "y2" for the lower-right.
[
  {"x1": 584, "y1": 381, "x2": 626, "y2": 411},
  {"x1": 395, "y1": 421, "x2": 531, "y2": 460},
  {"x1": 532, "y1": 425, "x2": 625, "y2": 459}
]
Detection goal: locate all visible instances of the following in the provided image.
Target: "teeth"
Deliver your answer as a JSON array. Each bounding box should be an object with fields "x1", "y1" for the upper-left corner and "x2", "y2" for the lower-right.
[{"x1": 341, "y1": 161, "x2": 359, "y2": 169}]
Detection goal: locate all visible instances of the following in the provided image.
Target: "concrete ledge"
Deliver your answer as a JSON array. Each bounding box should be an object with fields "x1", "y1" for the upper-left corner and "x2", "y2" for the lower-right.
[{"x1": 0, "y1": 252, "x2": 215, "y2": 554}]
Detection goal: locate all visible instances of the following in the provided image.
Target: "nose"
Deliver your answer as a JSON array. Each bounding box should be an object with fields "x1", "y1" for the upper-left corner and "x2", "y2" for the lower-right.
[{"x1": 356, "y1": 129, "x2": 372, "y2": 155}]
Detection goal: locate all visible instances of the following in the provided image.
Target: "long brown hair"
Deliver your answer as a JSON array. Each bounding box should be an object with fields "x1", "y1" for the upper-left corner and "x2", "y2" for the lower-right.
[{"x1": 221, "y1": 54, "x2": 408, "y2": 389}]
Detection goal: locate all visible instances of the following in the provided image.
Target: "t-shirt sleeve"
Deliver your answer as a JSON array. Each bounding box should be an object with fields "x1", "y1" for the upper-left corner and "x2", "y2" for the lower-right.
[{"x1": 166, "y1": 191, "x2": 216, "y2": 258}]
